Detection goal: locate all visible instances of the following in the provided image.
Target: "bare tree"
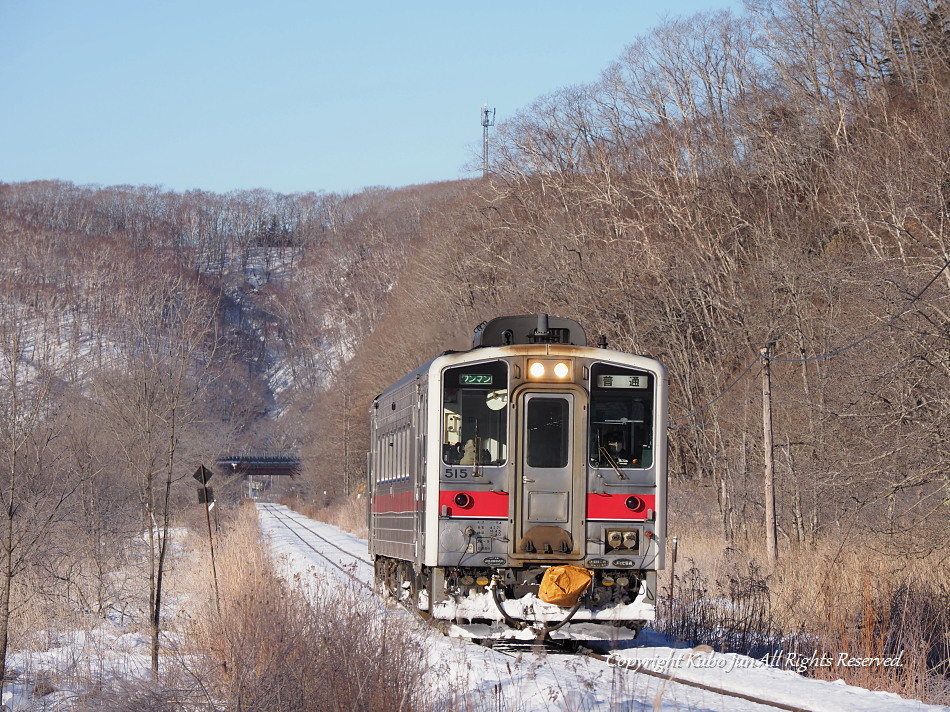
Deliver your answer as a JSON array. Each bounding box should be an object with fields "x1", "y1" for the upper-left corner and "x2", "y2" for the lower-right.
[
  {"x1": 0, "y1": 292, "x2": 73, "y2": 693},
  {"x1": 93, "y1": 264, "x2": 219, "y2": 675}
]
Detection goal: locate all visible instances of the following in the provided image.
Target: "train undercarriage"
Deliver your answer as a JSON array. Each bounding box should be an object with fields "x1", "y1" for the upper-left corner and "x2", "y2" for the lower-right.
[{"x1": 374, "y1": 555, "x2": 653, "y2": 641}]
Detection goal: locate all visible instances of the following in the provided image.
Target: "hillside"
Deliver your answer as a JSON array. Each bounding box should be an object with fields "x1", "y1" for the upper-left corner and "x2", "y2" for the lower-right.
[{"x1": 1, "y1": 0, "x2": 949, "y2": 706}]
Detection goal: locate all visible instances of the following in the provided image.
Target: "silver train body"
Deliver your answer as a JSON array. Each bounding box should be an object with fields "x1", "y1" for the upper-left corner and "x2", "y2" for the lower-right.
[{"x1": 367, "y1": 315, "x2": 668, "y2": 634}]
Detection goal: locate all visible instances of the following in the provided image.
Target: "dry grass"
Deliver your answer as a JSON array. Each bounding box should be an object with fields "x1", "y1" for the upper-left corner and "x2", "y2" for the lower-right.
[
  {"x1": 5, "y1": 500, "x2": 439, "y2": 710},
  {"x1": 182, "y1": 501, "x2": 432, "y2": 711},
  {"x1": 282, "y1": 494, "x2": 368, "y2": 539},
  {"x1": 659, "y1": 522, "x2": 950, "y2": 705}
]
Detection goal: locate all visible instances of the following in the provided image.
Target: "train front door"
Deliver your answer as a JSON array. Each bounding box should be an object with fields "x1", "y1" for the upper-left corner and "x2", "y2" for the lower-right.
[{"x1": 515, "y1": 390, "x2": 585, "y2": 558}]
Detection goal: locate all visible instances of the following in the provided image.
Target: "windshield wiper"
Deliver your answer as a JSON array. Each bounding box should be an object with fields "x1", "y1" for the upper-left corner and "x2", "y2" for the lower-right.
[{"x1": 598, "y1": 446, "x2": 627, "y2": 480}]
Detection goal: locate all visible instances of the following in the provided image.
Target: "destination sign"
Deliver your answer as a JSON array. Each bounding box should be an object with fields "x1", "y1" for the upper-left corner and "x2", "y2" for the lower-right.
[
  {"x1": 597, "y1": 375, "x2": 648, "y2": 389},
  {"x1": 460, "y1": 374, "x2": 493, "y2": 385}
]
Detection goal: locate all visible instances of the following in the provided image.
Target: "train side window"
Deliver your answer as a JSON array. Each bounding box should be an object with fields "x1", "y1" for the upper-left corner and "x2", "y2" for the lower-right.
[
  {"x1": 397, "y1": 427, "x2": 403, "y2": 481},
  {"x1": 375, "y1": 434, "x2": 384, "y2": 483},
  {"x1": 396, "y1": 429, "x2": 402, "y2": 481},
  {"x1": 442, "y1": 361, "x2": 508, "y2": 466},
  {"x1": 376, "y1": 434, "x2": 382, "y2": 483},
  {"x1": 589, "y1": 363, "x2": 654, "y2": 469},
  {"x1": 387, "y1": 431, "x2": 394, "y2": 481},
  {"x1": 401, "y1": 426, "x2": 409, "y2": 481}
]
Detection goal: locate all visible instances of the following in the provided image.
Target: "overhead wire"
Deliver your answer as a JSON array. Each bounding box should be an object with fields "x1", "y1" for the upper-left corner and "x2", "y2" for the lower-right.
[
  {"x1": 669, "y1": 358, "x2": 758, "y2": 426},
  {"x1": 767, "y1": 256, "x2": 950, "y2": 364},
  {"x1": 669, "y1": 256, "x2": 950, "y2": 425}
]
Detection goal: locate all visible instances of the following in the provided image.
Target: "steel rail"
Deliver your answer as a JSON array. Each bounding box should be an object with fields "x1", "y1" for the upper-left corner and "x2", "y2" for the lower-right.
[
  {"x1": 258, "y1": 503, "x2": 374, "y2": 592},
  {"x1": 568, "y1": 639, "x2": 819, "y2": 712},
  {"x1": 476, "y1": 636, "x2": 819, "y2": 712}
]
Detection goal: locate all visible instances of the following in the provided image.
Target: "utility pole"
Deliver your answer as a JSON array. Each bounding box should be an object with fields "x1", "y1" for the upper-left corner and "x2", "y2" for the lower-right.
[
  {"x1": 669, "y1": 535, "x2": 679, "y2": 602},
  {"x1": 194, "y1": 465, "x2": 220, "y2": 613},
  {"x1": 761, "y1": 344, "x2": 778, "y2": 566},
  {"x1": 481, "y1": 105, "x2": 495, "y2": 177}
]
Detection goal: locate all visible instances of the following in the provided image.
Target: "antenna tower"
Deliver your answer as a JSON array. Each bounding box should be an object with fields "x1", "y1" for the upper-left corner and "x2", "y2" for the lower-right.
[{"x1": 481, "y1": 104, "x2": 496, "y2": 176}]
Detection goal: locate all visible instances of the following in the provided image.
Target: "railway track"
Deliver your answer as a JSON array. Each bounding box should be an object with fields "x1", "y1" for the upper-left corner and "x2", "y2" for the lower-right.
[
  {"x1": 258, "y1": 502, "x2": 374, "y2": 593},
  {"x1": 475, "y1": 637, "x2": 820, "y2": 712},
  {"x1": 562, "y1": 644, "x2": 818, "y2": 712},
  {"x1": 257, "y1": 504, "x2": 835, "y2": 712}
]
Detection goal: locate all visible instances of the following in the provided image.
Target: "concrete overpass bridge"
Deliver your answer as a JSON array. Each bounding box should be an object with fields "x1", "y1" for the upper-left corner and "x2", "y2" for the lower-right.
[{"x1": 215, "y1": 453, "x2": 301, "y2": 499}]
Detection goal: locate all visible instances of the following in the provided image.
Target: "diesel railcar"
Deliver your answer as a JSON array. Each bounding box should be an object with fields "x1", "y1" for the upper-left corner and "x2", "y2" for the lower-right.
[{"x1": 367, "y1": 314, "x2": 668, "y2": 637}]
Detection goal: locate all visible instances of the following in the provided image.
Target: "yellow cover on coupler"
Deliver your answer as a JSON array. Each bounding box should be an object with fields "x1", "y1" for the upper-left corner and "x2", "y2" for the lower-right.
[{"x1": 538, "y1": 565, "x2": 592, "y2": 607}]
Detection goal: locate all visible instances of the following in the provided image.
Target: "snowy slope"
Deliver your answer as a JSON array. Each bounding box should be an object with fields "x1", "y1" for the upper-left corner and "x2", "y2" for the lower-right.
[{"x1": 258, "y1": 504, "x2": 948, "y2": 712}]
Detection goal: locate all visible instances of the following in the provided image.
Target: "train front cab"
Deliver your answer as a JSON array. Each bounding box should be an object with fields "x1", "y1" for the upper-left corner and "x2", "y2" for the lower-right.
[{"x1": 426, "y1": 344, "x2": 668, "y2": 630}]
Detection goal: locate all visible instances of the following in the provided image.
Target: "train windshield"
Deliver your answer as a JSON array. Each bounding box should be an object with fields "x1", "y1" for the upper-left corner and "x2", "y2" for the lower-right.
[
  {"x1": 589, "y1": 363, "x2": 654, "y2": 469},
  {"x1": 442, "y1": 361, "x2": 508, "y2": 466}
]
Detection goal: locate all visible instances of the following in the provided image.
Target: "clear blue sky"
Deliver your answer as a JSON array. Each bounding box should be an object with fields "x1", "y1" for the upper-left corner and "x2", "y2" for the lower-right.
[{"x1": 1, "y1": 1, "x2": 738, "y2": 196}]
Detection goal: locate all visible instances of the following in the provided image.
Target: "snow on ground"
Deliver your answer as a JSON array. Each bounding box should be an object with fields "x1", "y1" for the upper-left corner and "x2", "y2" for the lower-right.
[
  {"x1": 259, "y1": 504, "x2": 949, "y2": 712},
  {"x1": 1, "y1": 526, "x2": 202, "y2": 711},
  {"x1": 4, "y1": 625, "x2": 155, "y2": 710}
]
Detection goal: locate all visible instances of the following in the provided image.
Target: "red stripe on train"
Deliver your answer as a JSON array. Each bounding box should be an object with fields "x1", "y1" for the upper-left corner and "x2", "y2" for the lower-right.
[
  {"x1": 372, "y1": 489, "x2": 417, "y2": 514},
  {"x1": 439, "y1": 490, "x2": 509, "y2": 519},
  {"x1": 587, "y1": 493, "x2": 656, "y2": 521}
]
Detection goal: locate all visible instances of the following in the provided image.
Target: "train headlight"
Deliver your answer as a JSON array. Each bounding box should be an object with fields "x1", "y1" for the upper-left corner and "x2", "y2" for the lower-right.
[
  {"x1": 622, "y1": 531, "x2": 639, "y2": 549},
  {"x1": 527, "y1": 359, "x2": 573, "y2": 381},
  {"x1": 605, "y1": 528, "x2": 639, "y2": 553}
]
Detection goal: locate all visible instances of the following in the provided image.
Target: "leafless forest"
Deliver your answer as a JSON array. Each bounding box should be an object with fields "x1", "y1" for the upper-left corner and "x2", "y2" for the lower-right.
[{"x1": 1, "y1": 0, "x2": 948, "y2": 703}]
